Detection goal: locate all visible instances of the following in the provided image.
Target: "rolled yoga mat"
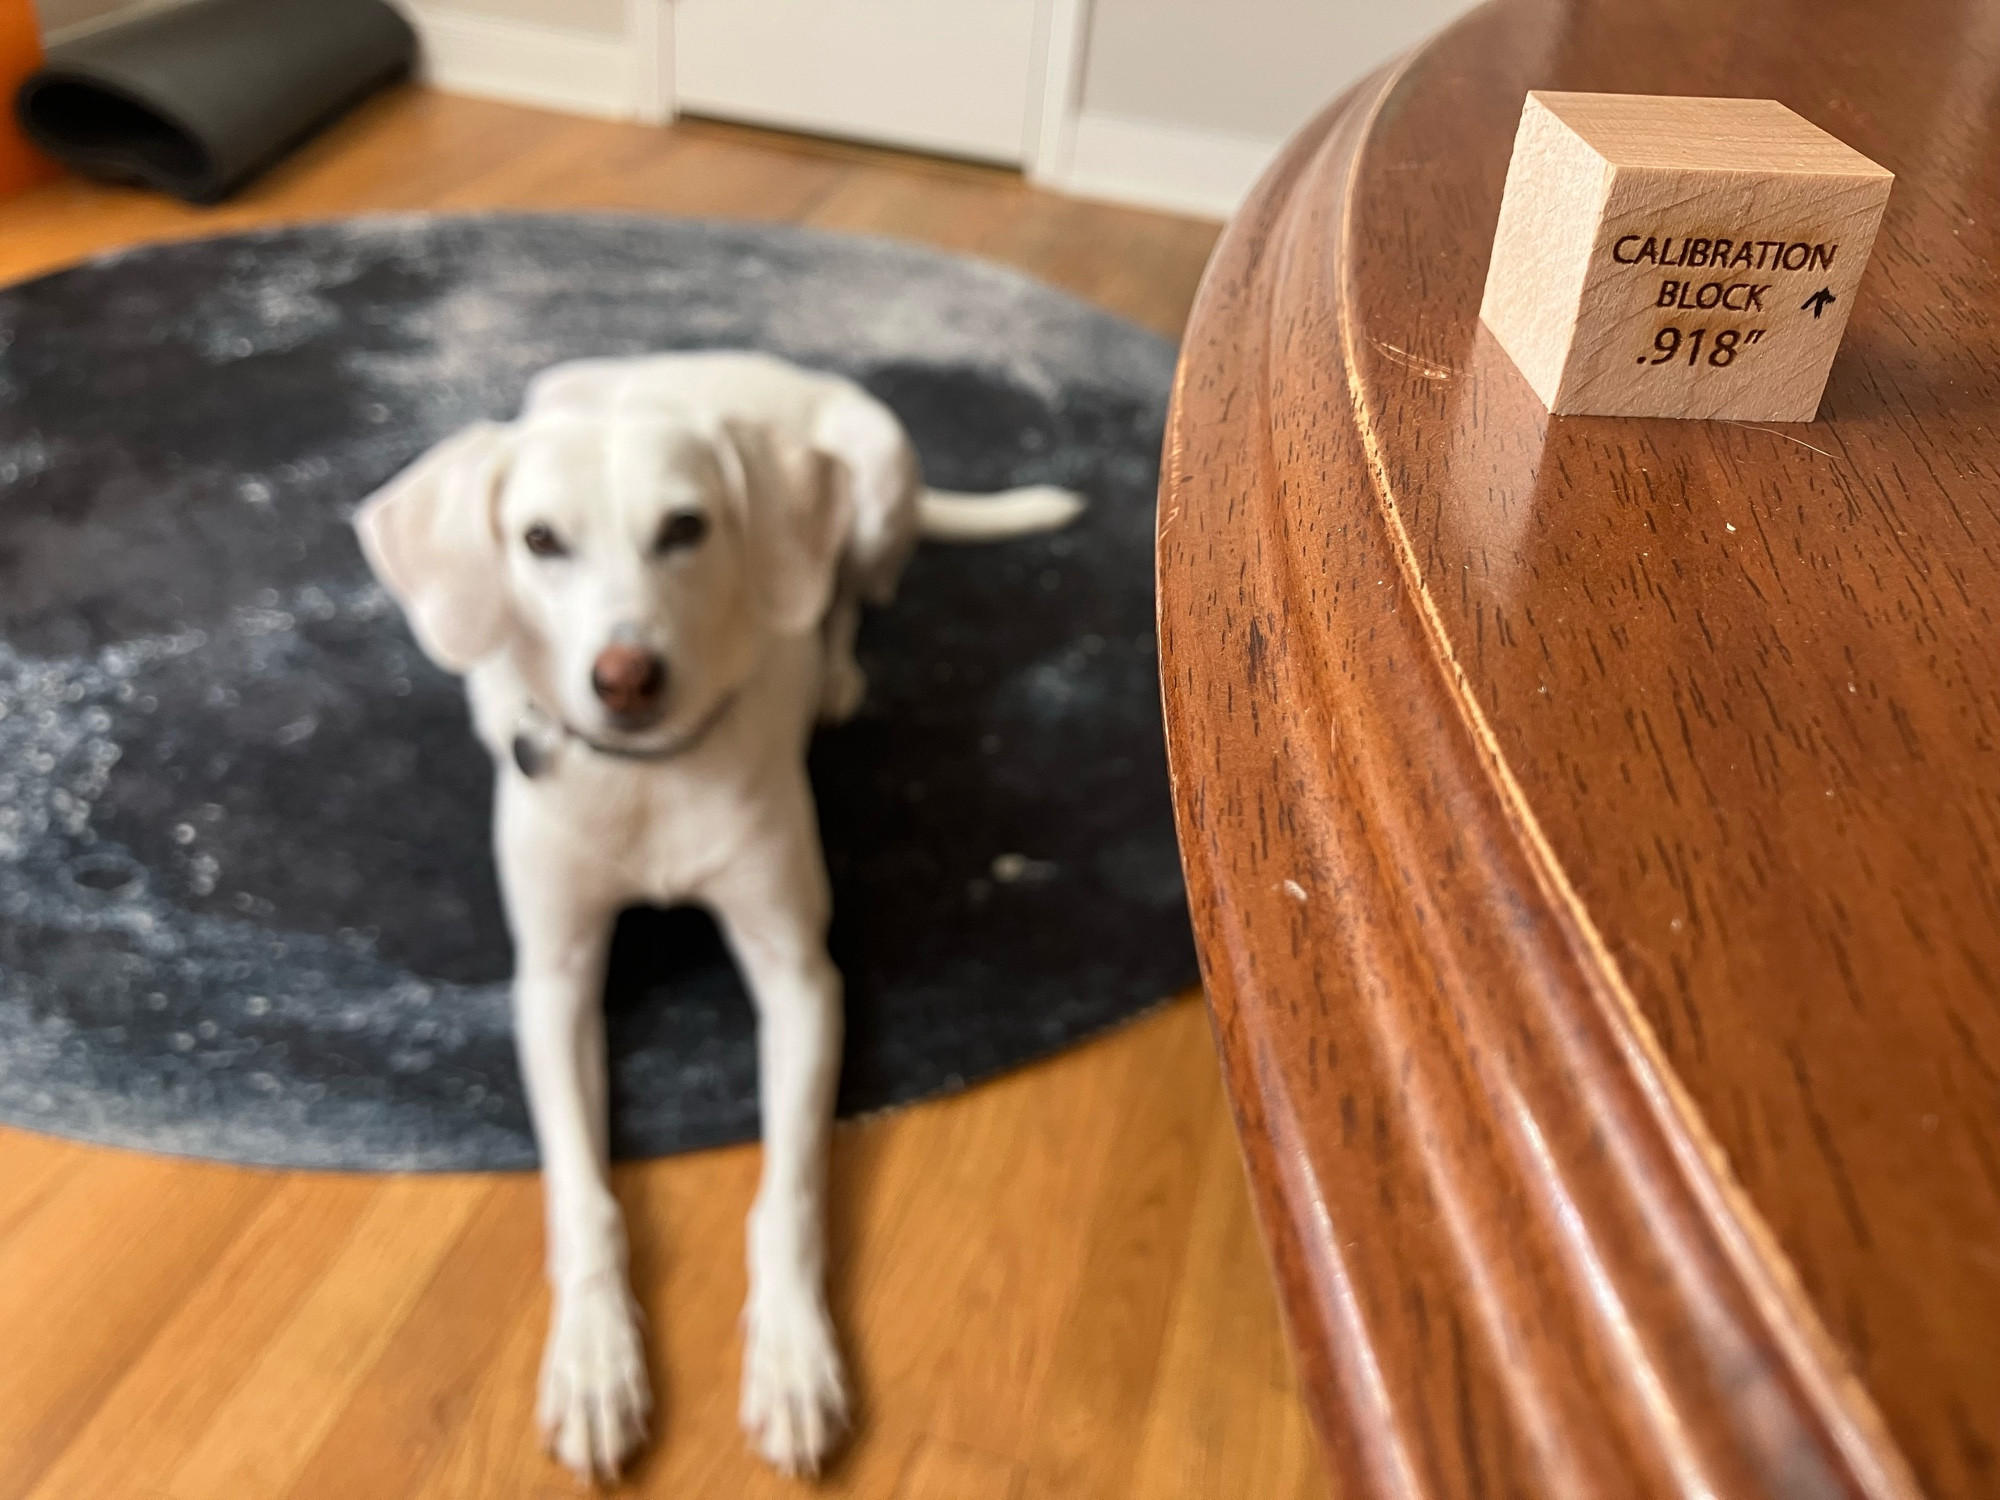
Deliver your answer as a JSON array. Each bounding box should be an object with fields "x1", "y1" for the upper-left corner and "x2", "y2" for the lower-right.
[{"x1": 15, "y1": 0, "x2": 413, "y2": 203}]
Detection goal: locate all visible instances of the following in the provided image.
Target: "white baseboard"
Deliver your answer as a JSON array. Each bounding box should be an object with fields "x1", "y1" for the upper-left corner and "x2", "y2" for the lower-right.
[
  {"x1": 396, "y1": 4, "x2": 655, "y2": 122},
  {"x1": 1037, "y1": 112, "x2": 1280, "y2": 221}
]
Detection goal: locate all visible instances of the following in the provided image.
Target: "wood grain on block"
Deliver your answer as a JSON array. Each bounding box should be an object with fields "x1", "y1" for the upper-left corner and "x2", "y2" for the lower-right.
[{"x1": 1480, "y1": 92, "x2": 1892, "y2": 420}]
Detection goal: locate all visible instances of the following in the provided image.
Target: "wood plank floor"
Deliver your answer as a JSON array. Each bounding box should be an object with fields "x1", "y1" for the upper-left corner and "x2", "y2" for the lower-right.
[{"x1": 0, "y1": 88, "x2": 1330, "y2": 1499}]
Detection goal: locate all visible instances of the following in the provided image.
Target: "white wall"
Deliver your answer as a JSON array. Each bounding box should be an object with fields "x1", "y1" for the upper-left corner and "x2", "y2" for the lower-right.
[
  {"x1": 33, "y1": 0, "x2": 115, "y2": 38},
  {"x1": 34, "y1": 0, "x2": 623, "y2": 44},
  {"x1": 1046, "y1": 0, "x2": 1481, "y2": 216},
  {"x1": 438, "y1": 0, "x2": 621, "y2": 38},
  {"x1": 34, "y1": 0, "x2": 178, "y2": 44},
  {"x1": 390, "y1": 0, "x2": 666, "y2": 122},
  {"x1": 1086, "y1": 0, "x2": 1422, "y2": 140}
]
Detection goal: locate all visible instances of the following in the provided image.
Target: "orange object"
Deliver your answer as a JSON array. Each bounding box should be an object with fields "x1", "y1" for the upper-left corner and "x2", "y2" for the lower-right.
[{"x1": 0, "y1": 0, "x2": 57, "y2": 197}]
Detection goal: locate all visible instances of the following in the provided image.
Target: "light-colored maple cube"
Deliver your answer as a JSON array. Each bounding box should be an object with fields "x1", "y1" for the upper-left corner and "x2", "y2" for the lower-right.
[{"x1": 1479, "y1": 92, "x2": 1892, "y2": 422}]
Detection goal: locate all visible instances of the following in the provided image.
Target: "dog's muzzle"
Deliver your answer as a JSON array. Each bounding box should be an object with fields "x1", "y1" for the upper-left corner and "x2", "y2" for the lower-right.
[{"x1": 591, "y1": 643, "x2": 667, "y2": 721}]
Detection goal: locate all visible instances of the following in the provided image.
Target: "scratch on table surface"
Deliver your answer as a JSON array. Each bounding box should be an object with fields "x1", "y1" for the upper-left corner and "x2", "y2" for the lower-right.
[
  {"x1": 1722, "y1": 420, "x2": 1837, "y2": 459},
  {"x1": 1369, "y1": 338, "x2": 1453, "y2": 381}
]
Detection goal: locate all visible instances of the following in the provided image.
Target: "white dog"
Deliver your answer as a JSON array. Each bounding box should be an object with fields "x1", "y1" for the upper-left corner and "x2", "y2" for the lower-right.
[{"x1": 354, "y1": 351, "x2": 1080, "y2": 1482}]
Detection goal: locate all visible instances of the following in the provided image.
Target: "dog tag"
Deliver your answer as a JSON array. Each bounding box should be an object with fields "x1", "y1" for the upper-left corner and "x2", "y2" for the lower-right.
[{"x1": 511, "y1": 706, "x2": 563, "y2": 779}]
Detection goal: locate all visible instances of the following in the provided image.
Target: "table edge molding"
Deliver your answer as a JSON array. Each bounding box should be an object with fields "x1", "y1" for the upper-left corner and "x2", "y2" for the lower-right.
[{"x1": 1157, "y1": 42, "x2": 1922, "y2": 1500}]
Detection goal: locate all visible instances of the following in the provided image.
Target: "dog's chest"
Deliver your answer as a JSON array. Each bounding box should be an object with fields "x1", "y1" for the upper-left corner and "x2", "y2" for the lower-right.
[
  {"x1": 472, "y1": 635, "x2": 820, "y2": 907},
  {"x1": 537, "y1": 753, "x2": 767, "y2": 904}
]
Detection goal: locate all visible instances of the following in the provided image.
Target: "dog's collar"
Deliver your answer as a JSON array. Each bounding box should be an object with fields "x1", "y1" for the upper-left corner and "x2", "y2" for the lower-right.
[{"x1": 512, "y1": 691, "x2": 740, "y2": 778}]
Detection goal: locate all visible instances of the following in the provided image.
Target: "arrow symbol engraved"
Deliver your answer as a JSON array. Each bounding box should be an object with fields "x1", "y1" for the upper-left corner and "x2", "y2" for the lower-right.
[{"x1": 1802, "y1": 287, "x2": 1837, "y2": 318}]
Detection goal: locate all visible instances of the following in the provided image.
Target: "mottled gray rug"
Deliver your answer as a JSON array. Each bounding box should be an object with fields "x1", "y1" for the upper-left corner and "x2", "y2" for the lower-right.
[{"x1": 0, "y1": 213, "x2": 1194, "y2": 1170}]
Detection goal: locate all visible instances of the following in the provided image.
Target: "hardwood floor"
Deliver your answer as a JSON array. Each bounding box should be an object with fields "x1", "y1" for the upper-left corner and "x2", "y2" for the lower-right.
[{"x1": 0, "y1": 88, "x2": 1328, "y2": 1498}]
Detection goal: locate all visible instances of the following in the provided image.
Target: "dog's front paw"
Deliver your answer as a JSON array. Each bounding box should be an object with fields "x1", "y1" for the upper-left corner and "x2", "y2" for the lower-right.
[
  {"x1": 740, "y1": 1291, "x2": 848, "y2": 1477},
  {"x1": 539, "y1": 1272, "x2": 652, "y2": 1483}
]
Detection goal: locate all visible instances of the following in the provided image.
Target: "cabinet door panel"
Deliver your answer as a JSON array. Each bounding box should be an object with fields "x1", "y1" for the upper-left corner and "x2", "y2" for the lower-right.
[{"x1": 672, "y1": 0, "x2": 1040, "y2": 165}]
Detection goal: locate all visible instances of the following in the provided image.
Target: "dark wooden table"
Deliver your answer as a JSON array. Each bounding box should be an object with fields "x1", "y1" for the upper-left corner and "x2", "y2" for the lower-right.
[{"x1": 1157, "y1": 2, "x2": 2000, "y2": 1496}]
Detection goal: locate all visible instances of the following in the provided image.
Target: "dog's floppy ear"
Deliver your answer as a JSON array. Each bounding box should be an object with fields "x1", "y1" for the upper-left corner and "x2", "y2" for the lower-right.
[
  {"x1": 354, "y1": 422, "x2": 516, "y2": 673},
  {"x1": 714, "y1": 417, "x2": 851, "y2": 635}
]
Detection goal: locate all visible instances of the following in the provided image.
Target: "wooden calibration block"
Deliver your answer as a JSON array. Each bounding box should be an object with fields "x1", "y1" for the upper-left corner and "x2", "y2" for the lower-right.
[{"x1": 1480, "y1": 92, "x2": 1892, "y2": 421}]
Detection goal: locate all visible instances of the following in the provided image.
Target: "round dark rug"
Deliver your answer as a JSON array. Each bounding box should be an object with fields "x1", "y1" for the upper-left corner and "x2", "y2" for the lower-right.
[{"x1": 0, "y1": 213, "x2": 1194, "y2": 1170}]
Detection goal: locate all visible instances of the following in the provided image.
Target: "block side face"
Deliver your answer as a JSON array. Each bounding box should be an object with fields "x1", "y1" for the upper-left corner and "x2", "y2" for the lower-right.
[
  {"x1": 1479, "y1": 99, "x2": 1613, "y2": 408},
  {"x1": 1529, "y1": 91, "x2": 1893, "y2": 178},
  {"x1": 1550, "y1": 163, "x2": 1891, "y2": 420}
]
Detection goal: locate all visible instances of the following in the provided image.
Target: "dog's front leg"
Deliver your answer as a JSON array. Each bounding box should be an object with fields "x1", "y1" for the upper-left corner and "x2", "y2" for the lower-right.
[
  {"x1": 500, "y1": 800, "x2": 650, "y2": 1482},
  {"x1": 707, "y1": 806, "x2": 849, "y2": 1477}
]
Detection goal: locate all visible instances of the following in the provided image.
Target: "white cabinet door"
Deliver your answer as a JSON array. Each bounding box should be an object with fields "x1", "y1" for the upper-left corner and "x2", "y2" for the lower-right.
[{"x1": 670, "y1": 0, "x2": 1044, "y2": 165}]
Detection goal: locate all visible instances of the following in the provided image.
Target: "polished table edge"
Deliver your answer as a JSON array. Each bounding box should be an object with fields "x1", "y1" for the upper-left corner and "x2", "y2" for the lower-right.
[{"x1": 1155, "y1": 48, "x2": 1923, "y2": 1500}]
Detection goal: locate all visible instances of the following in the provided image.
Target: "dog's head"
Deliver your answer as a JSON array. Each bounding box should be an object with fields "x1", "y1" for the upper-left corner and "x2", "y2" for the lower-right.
[{"x1": 354, "y1": 411, "x2": 848, "y2": 749}]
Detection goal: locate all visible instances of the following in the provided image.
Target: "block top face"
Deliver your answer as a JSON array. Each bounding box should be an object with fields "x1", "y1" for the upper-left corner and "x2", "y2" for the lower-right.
[{"x1": 1530, "y1": 91, "x2": 1894, "y2": 178}]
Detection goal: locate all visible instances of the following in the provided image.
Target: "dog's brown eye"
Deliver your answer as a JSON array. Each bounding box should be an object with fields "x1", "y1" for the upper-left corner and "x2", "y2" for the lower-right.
[
  {"x1": 655, "y1": 511, "x2": 708, "y2": 554},
  {"x1": 524, "y1": 523, "x2": 567, "y2": 558}
]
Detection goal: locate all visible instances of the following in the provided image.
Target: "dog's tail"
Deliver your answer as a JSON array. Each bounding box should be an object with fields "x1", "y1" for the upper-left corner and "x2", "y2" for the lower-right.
[{"x1": 917, "y1": 485, "x2": 1084, "y2": 543}]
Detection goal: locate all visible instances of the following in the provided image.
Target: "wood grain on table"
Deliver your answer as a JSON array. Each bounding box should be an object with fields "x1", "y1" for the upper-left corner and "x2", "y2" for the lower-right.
[{"x1": 1159, "y1": 0, "x2": 2000, "y2": 1496}]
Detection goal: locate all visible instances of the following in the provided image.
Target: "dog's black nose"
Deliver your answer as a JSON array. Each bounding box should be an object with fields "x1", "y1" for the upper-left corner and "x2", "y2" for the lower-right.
[{"x1": 591, "y1": 644, "x2": 667, "y2": 718}]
